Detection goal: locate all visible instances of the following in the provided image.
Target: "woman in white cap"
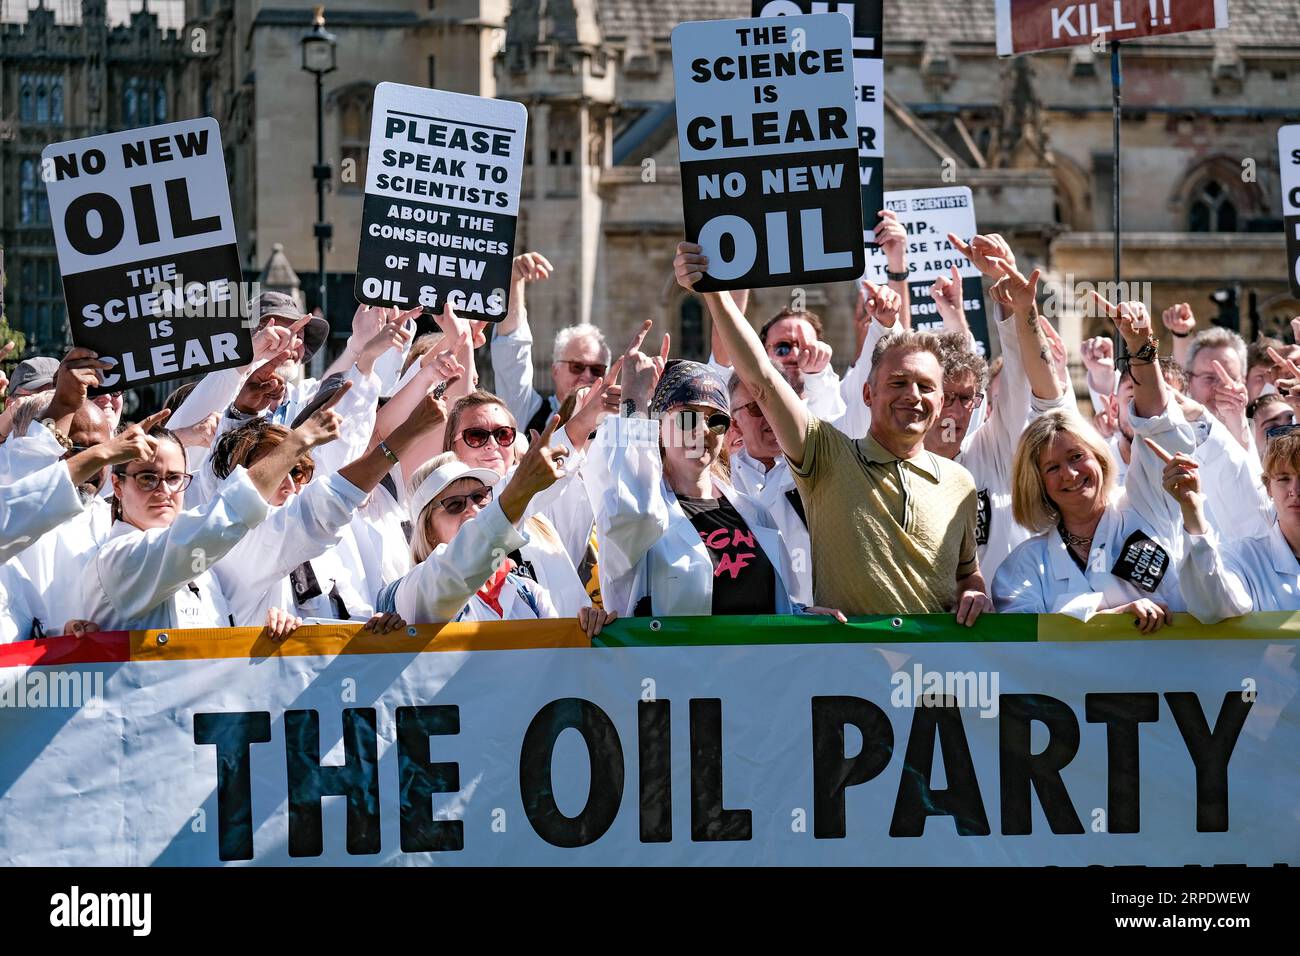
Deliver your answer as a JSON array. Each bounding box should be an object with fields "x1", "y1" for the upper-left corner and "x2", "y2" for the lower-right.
[
  {"x1": 586, "y1": 322, "x2": 839, "y2": 619},
  {"x1": 82, "y1": 392, "x2": 347, "y2": 633},
  {"x1": 378, "y1": 417, "x2": 614, "y2": 636}
]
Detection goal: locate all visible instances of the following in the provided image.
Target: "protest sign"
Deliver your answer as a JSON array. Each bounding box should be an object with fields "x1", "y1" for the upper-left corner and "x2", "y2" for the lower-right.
[
  {"x1": 0, "y1": 613, "x2": 1295, "y2": 866},
  {"x1": 1280, "y1": 125, "x2": 1300, "y2": 299},
  {"x1": 355, "y1": 83, "x2": 527, "y2": 320},
  {"x1": 42, "y1": 118, "x2": 249, "y2": 393},
  {"x1": 995, "y1": 0, "x2": 1229, "y2": 56},
  {"x1": 754, "y1": 1, "x2": 884, "y2": 256},
  {"x1": 864, "y1": 186, "x2": 990, "y2": 354},
  {"x1": 673, "y1": 14, "x2": 864, "y2": 292}
]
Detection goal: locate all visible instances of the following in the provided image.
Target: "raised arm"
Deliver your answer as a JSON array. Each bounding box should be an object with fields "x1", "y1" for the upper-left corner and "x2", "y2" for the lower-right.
[
  {"x1": 1094, "y1": 293, "x2": 1168, "y2": 420},
  {"x1": 674, "y1": 242, "x2": 809, "y2": 466},
  {"x1": 1160, "y1": 303, "x2": 1196, "y2": 369},
  {"x1": 986, "y1": 257, "x2": 1061, "y2": 402},
  {"x1": 876, "y1": 209, "x2": 912, "y2": 329}
]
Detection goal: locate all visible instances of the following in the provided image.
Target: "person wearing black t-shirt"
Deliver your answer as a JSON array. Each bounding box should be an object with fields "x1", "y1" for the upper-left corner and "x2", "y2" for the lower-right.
[{"x1": 585, "y1": 325, "x2": 846, "y2": 621}]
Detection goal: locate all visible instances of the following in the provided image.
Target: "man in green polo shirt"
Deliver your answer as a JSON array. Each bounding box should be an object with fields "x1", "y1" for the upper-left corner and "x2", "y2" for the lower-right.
[{"x1": 673, "y1": 243, "x2": 992, "y2": 624}]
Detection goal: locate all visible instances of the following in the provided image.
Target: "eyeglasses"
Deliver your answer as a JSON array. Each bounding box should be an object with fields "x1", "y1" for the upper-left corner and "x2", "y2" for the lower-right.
[
  {"x1": 122, "y1": 470, "x2": 193, "y2": 493},
  {"x1": 1266, "y1": 424, "x2": 1300, "y2": 440},
  {"x1": 459, "y1": 426, "x2": 517, "y2": 448},
  {"x1": 289, "y1": 463, "x2": 314, "y2": 485},
  {"x1": 562, "y1": 360, "x2": 607, "y2": 378},
  {"x1": 771, "y1": 341, "x2": 798, "y2": 358},
  {"x1": 942, "y1": 391, "x2": 985, "y2": 410},
  {"x1": 432, "y1": 487, "x2": 494, "y2": 516},
  {"x1": 668, "y1": 409, "x2": 731, "y2": 434},
  {"x1": 732, "y1": 400, "x2": 763, "y2": 419}
]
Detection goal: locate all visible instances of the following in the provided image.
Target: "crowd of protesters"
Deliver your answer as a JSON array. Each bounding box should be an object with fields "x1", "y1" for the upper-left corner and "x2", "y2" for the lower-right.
[{"x1": 3, "y1": 232, "x2": 1300, "y2": 642}]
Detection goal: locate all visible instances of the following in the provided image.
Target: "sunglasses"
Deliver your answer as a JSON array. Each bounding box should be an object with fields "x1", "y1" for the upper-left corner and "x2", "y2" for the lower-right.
[
  {"x1": 668, "y1": 409, "x2": 731, "y2": 435},
  {"x1": 459, "y1": 426, "x2": 517, "y2": 448},
  {"x1": 732, "y1": 400, "x2": 763, "y2": 419},
  {"x1": 289, "y1": 463, "x2": 314, "y2": 485},
  {"x1": 123, "y1": 470, "x2": 193, "y2": 493},
  {"x1": 562, "y1": 360, "x2": 607, "y2": 378},
  {"x1": 1266, "y1": 423, "x2": 1300, "y2": 440},
  {"x1": 432, "y1": 486, "x2": 494, "y2": 516}
]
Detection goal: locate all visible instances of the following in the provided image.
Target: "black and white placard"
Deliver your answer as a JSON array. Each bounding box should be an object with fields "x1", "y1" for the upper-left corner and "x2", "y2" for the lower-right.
[
  {"x1": 672, "y1": 14, "x2": 864, "y2": 292},
  {"x1": 1281, "y1": 125, "x2": 1300, "y2": 299},
  {"x1": 754, "y1": 1, "x2": 885, "y2": 255},
  {"x1": 355, "y1": 83, "x2": 527, "y2": 320},
  {"x1": 42, "y1": 118, "x2": 249, "y2": 393},
  {"x1": 863, "y1": 186, "x2": 990, "y2": 355}
]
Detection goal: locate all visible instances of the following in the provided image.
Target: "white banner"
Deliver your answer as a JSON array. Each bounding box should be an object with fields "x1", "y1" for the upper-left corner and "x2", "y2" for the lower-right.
[{"x1": 0, "y1": 635, "x2": 1295, "y2": 865}]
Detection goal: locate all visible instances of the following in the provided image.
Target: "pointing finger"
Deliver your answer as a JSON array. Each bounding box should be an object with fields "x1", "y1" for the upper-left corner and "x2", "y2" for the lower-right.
[
  {"x1": 947, "y1": 233, "x2": 973, "y2": 257},
  {"x1": 1141, "y1": 436, "x2": 1175, "y2": 463},
  {"x1": 627, "y1": 319, "x2": 652, "y2": 355},
  {"x1": 139, "y1": 409, "x2": 172, "y2": 432},
  {"x1": 659, "y1": 332, "x2": 672, "y2": 362}
]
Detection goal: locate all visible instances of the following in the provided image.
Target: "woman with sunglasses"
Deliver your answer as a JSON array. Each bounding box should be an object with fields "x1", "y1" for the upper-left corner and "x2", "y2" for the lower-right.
[
  {"x1": 82, "y1": 394, "x2": 347, "y2": 633},
  {"x1": 379, "y1": 419, "x2": 615, "y2": 636},
  {"x1": 1163, "y1": 431, "x2": 1300, "y2": 621},
  {"x1": 202, "y1": 386, "x2": 452, "y2": 635},
  {"x1": 587, "y1": 327, "x2": 827, "y2": 619},
  {"x1": 440, "y1": 390, "x2": 594, "y2": 616}
]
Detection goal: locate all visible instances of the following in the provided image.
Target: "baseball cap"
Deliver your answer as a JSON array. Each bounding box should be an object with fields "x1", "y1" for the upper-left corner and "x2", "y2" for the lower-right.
[
  {"x1": 250, "y1": 291, "x2": 330, "y2": 362},
  {"x1": 7, "y1": 356, "x2": 59, "y2": 395}
]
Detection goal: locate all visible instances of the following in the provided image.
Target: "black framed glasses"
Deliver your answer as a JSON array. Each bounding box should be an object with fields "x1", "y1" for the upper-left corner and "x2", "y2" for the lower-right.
[
  {"x1": 123, "y1": 470, "x2": 193, "y2": 493},
  {"x1": 459, "y1": 426, "x2": 517, "y2": 448},
  {"x1": 562, "y1": 360, "x2": 607, "y2": 378},
  {"x1": 942, "y1": 391, "x2": 985, "y2": 410},
  {"x1": 669, "y1": 409, "x2": 731, "y2": 435},
  {"x1": 432, "y1": 487, "x2": 493, "y2": 516}
]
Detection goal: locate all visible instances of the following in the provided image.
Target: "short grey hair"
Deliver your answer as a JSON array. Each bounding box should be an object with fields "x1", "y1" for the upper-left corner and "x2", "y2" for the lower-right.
[
  {"x1": 552, "y1": 324, "x2": 611, "y2": 366},
  {"x1": 1186, "y1": 326, "x2": 1247, "y2": 380}
]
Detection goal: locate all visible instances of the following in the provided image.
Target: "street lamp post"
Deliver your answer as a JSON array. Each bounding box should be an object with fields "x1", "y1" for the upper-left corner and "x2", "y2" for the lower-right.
[{"x1": 301, "y1": 7, "x2": 337, "y2": 340}]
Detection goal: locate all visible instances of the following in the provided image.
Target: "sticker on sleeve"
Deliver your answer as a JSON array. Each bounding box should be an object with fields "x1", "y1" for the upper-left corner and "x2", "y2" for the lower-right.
[
  {"x1": 1110, "y1": 530, "x2": 1169, "y2": 593},
  {"x1": 975, "y1": 489, "x2": 991, "y2": 547}
]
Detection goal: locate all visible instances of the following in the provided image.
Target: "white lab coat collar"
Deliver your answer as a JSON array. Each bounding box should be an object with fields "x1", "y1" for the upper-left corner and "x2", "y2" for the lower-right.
[
  {"x1": 1046, "y1": 506, "x2": 1118, "y2": 585},
  {"x1": 1265, "y1": 520, "x2": 1300, "y2": 577}
]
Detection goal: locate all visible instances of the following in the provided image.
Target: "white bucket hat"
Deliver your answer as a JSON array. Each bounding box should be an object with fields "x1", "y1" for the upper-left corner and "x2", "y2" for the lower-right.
[{"x1": 407, "y1": 459, "x2": 501, "y2": 525}]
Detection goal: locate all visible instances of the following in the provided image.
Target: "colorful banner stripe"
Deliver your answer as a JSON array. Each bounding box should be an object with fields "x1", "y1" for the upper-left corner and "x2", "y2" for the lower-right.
[{"x1": 0, "y1": 612, "x2": 1294, "y2": 669}]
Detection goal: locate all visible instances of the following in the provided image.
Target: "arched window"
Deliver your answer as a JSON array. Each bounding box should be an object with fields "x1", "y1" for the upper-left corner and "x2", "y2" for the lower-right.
[
  {"x1": 336, "y1": 86, "x2": 374, "y2": 193},
  {"x1": 1188, "y1": 180, "x2": 1238, "y2": 233},
  {"x1": 50, "y1": 79, "x2": 63, "y2": 124},
  {"x1": 123, "y1": 80, "x2": 138, "y2": 127},
  {"x1": 19, "y1": 77, "x2": 33, "y2": 122},
  {"x1": 19, "y1": 159, "x2": 47, "y2": 225},
  {"x1": 155, "y1": 84, "x2": 167, "y2": 123},
  {"x1": 678, "y1": 295, "x2": 706, "y2": 362}
]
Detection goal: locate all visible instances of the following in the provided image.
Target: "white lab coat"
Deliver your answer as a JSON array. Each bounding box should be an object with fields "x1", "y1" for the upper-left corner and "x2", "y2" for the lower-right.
[
  {"x1": 834, "y1": 318, "x2": 892, "y2": 440},
  {"x1": 83, "y1": 467, "x2": 270, "y2": 631},
  {"x1": 1186, "y1": 411, "x2": 1272, "y2": 540},
  {"x1": 211, "y1": 470, "x2": 369, "y2": 626},
  {"x1": 0, "y1": 561, "x2": 49, "y2": 643},
  {"x1": 490, "y1": 318, "x2": 558, "y2": 432},
  {"x1": 1177, "y1": 523, "x2": 1300, "y2": 623},
  {"x1": 346, "y1": 480, "x2": 412, "y2": 602},
  {"x1": 727, "y1": 448, "x2": 812, "y2": 606},
  {"x1": 16, "y1": 496, "x2": 113, "y2": 625},
  {"x1": 384, "y1": 497, "x2": 558, "y2": 624},
  {"x1": 0, "y1": 420, "x2": 65, "y2": 482},
  {"x1": 586, "y1": 414, "x2": 800, "y2": 617},
  {"x1": 992, "y1": 401, "x2": 1196, "y2": 620},
  {"x1": 0, "y1": 458, "x2": 86, "y2": 564}
]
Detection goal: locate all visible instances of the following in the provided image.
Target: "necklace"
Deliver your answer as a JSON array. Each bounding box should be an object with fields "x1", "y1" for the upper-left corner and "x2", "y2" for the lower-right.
[{"x1": 1057, "y1": 521, "x2": 1093, "y2": 550}]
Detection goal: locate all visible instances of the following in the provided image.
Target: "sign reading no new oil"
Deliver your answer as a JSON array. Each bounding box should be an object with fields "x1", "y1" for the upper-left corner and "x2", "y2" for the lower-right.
[
  {"x1": 355, "y1": 83, "x2": 527, "y2": 320},
  {"x1": 672, "y1": 13, "x2": 864, "y2": 292}
]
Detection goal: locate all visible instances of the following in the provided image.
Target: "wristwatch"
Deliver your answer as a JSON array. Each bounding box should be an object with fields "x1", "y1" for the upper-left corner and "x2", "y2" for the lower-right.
[{"x1": 886, "y1": 268, "x2": 910, "y2": 282}]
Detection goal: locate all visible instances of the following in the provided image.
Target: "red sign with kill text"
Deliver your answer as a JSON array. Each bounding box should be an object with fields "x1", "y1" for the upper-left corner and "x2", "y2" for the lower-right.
[{"x1": 995, "y1": 0, "x2": 1228, "y2": 56}]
